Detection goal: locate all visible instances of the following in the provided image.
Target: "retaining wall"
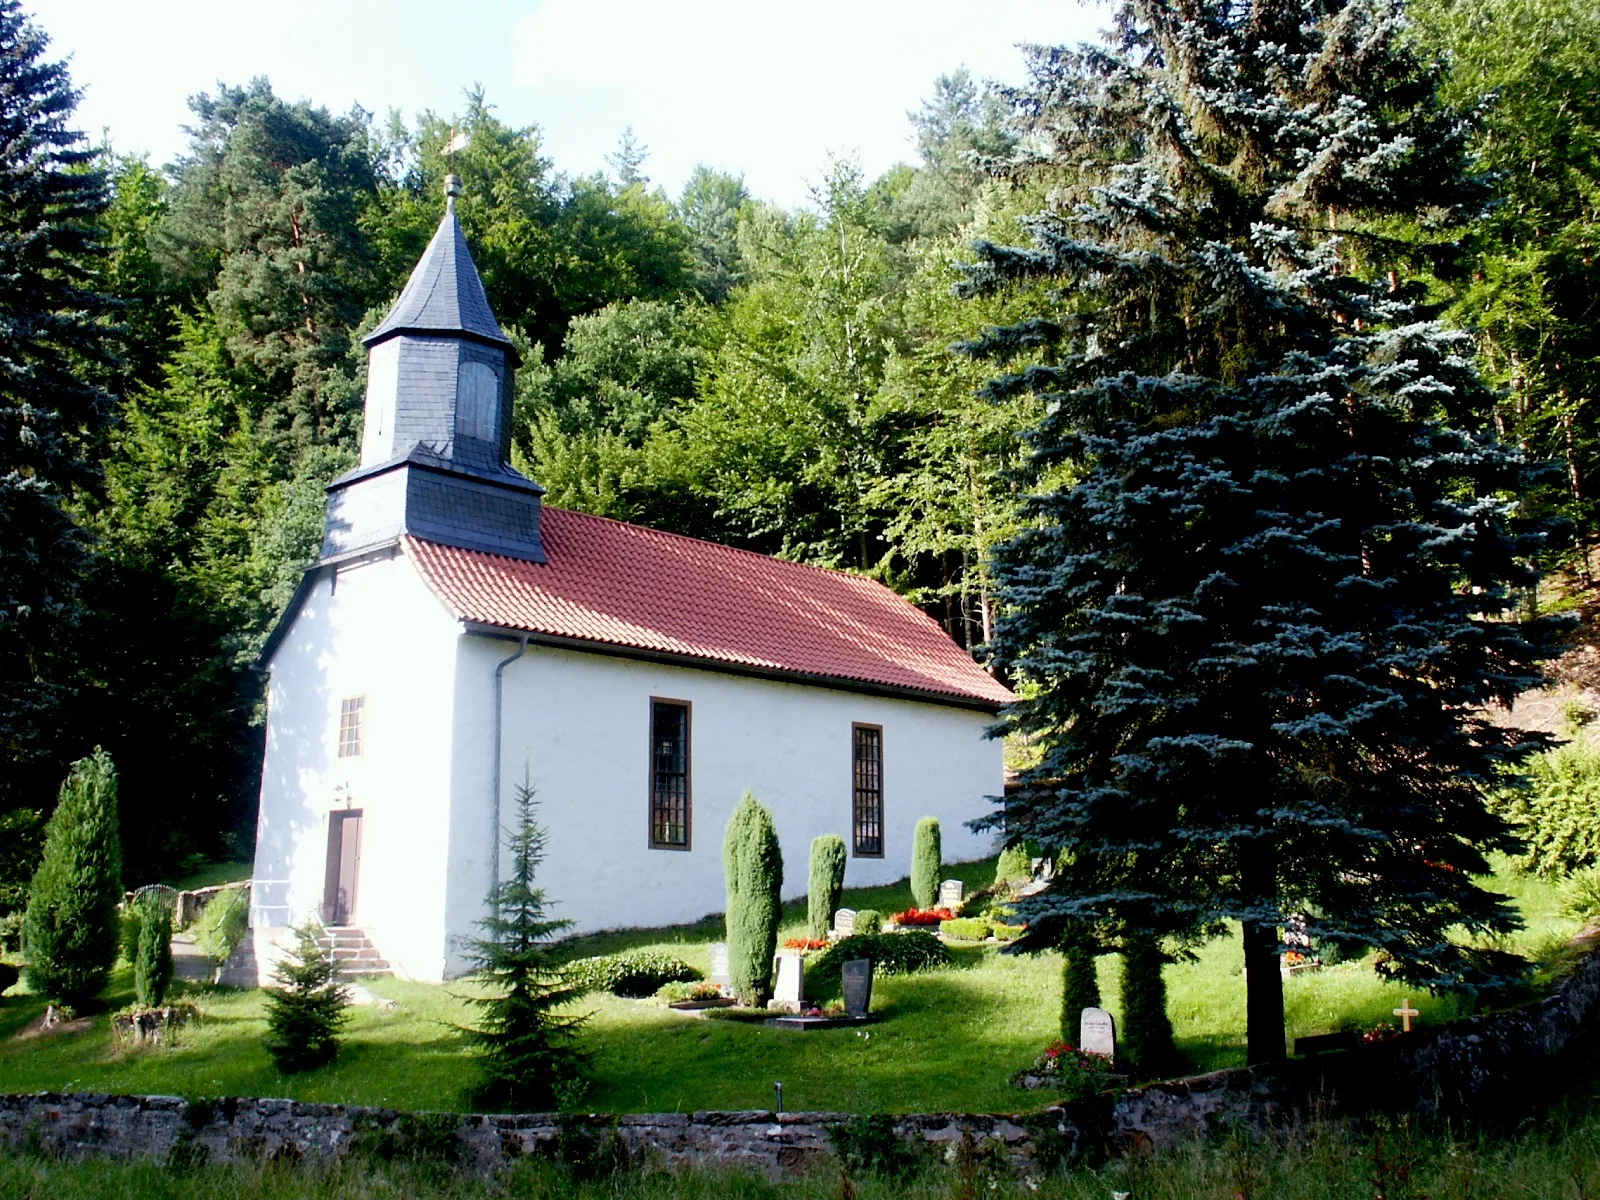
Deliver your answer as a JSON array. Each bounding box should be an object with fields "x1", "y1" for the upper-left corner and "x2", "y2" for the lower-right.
[{"x1": 4, "y1": 938, "x2": 1598, "y2": 1177}]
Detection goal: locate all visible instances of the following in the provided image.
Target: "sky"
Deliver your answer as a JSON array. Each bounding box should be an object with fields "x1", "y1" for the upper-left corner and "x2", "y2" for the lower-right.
[{"x1": 31, "y1": 0, "x2": 1104, "y2": 208}]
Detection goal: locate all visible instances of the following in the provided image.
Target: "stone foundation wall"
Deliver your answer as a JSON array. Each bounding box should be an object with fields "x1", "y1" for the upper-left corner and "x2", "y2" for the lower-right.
[{"x1": 5, "y1": 939, "x2": 1598, "y2": 1176}]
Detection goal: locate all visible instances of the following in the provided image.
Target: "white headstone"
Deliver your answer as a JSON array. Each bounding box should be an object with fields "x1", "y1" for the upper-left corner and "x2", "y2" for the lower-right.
[
  {"x1": 1080, "y1": 1007, "x2": 1116, "y2": 1062},
  {"x1": 708, "y1": 942, "x2": 730, "y2": 987},
  {"x1": 938, "y1": 880, "x2": 965, "y2": 908},
  {"x1": 773, "y1": 953, "x2": 804, "y2": 1007},
  {"x1": 833, "y1": 908, "x2": 857, "y2": 938}
]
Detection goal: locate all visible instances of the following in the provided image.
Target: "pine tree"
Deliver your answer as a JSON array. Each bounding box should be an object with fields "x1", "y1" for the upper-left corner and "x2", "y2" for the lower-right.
[
  {"x1": 1120, "y1": 933, "x2": 1177, "y2": 1079},
  {"x1": 968, "y1": 0, "x2": 1563, "y2": 1065},
  {"x1": 808, "y1": 834, "x2": 847, "y2": 940},
  {"x1": 723, "y1": 791, "x2": 783, "y2": 1005},
  {"x1": 263, "y1": 922, "x2": 351, "y2": 1073},
  {"x1": 910, "y1": 818, "x2": 941, "y2": 909},
  {"x1": 462, "y1": 780, "x2": 587, "y2": 1109},
  {"x1": 0, "y1": 2, "x2": 114, "y2": 809},
  {"x1": 132, "y1": 894, "x2": 173, "y2": 1009},
  {"x1": 22, "y1": 749, "x2": 122, "y2": 1004}
]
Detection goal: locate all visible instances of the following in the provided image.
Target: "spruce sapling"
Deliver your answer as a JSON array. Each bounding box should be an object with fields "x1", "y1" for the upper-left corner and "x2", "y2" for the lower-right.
[
  {"x1": 133, "y1": 895, "x2": 173, "y2": 1009},
  {"x1": 22, "y1": 749, "x2": 122, "y2": 1004},
  {"x1": 263, "y1": 923, "x2": 350, "y2": 1073},
  {"x1": 723, "y1": 791, "x2": 783, "y2": 1005},
  {"x1": 910, "y1": 818, "x2": 941, "y2": 910},
  {"x1": 462, "y1": 779, "x2": 588, "y2": 1109},
  {"x1": 808, "y1": 834, "x2": 847, "y2": 940}
]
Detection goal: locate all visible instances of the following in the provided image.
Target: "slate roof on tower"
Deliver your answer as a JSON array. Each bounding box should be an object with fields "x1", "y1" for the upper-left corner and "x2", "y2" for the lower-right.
[
  {"x1": 363, "y1": 202, "x2": 518, "y2": 360},
  {"x1": 403, "y1": 511, "x2": 1016, "y2": 711}
]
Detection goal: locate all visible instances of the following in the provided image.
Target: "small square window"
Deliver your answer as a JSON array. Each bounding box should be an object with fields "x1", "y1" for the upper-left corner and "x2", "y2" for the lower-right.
[{"x1": 338, "y1": 696, "x2": 365, "y2": 759}]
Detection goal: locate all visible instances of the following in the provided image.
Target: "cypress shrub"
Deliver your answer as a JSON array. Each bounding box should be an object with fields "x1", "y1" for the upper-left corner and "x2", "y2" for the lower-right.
[
  {"x1": 1120, "y1": 932, "x2": 1178, "y2": 1078},
  {"x1": 1059, "y1": 929, "x2": 1102, "y2": 1042},
  {"x1": 994, "y1": 843, "x2": 1031, "y2": 886},
  {"x1": 807, "y1": 834, "x2": 847, "y2": 939},
  {"x1": 22, "y1": 749, "x2": 123, "y2": 1004},
  {"x1": 910, "y1": 817, "x2": 941, "y2": 909},
  {"x1": 853, "y1": 909, "x2": 883, "y2": 934},
  {"x1": 264, "y1": 923, "x2": 351, "y2": 1073},
  {"x1": 133, "y1": 895, "x2": 173, "y2": 1009},
  {"x1": 463, "y1": 780, "x2": 588, "y2": 1108},
  {"x1": 723, "y1": 791, "x2": 783, "y2": 1005}
]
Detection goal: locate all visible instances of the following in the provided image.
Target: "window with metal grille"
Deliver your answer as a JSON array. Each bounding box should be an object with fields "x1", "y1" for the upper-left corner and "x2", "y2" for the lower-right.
[
  {"x1": 650, "y1": 699, "x2": 690, "y2": 848},
  {"x1": 852, "y1": 724, "x2": 883, "y2": 856},
  {"x1": 337, "y1": 696, "x2": 365, "y2": 758}
]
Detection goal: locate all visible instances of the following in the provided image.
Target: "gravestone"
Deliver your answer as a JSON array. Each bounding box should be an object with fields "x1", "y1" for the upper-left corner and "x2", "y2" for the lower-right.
[
  {"x1": 1080, "y1": 1006, "x2": 1116, "y2": 1062},
  {"x1": 938, "y1": 879, "x2": 965, "y2": 908},
  {"x1": 708, "y1": 942, "x2": 730, "y2": 989},
  {"x1": 832, "y1": 908, "x2": 857, "y2": 939},
  {"x1": 770, "y1": 952, "x2": 804, "y2": 1013},
  {"x1": 842, "y1": 959, "x2": 873, "y2": 1016}
]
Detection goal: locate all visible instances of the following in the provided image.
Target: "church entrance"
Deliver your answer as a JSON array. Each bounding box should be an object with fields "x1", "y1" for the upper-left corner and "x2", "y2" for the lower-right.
[{"x1": 323, "y1": 809, "x2": 363, "y2": 926}]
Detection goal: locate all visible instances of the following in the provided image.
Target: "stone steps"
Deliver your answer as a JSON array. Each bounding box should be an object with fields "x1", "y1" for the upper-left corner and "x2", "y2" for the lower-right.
[{"x1": 314, "y1": 926, "x2": 392, "y2": 978}]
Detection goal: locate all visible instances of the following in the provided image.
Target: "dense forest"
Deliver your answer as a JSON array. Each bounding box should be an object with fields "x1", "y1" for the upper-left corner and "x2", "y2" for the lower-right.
[{"x1": 2, "y1": 0, "x2": 1597, "y2": 906}]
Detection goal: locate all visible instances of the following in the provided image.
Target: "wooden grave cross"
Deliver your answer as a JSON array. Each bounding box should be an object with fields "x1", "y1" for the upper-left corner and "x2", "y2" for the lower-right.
[{"x1": 1393, "y1": 997, "x2": 1419, "y2": 1033}]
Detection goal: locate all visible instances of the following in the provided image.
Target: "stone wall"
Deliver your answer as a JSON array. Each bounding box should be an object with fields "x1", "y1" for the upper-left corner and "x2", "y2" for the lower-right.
[{"x1": 4, "y1": 939, "x2": 1598, "y2": 1177}]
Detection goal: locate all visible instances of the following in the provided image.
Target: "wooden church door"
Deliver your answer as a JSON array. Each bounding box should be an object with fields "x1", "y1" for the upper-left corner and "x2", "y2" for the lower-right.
[{"x1": 323, "y1": 810, "x2": 363, "y2": 926}]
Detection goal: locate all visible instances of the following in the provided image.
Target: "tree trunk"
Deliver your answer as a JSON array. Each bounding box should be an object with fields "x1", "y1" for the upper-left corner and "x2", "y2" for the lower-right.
[{"x1": 1242, "y1": 917, "x2": 1285, "y2": 1064}]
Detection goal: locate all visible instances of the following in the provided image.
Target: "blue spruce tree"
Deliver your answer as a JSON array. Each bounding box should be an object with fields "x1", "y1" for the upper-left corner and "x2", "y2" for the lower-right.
[{"x1": 965, "y1": 0, "x2": 1564, "y2": 1064}]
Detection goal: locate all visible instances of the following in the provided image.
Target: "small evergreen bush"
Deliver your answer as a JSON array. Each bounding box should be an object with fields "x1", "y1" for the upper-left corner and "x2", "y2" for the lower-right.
[
  {"x1": 462, "y1": 780, "x2": 588, "y2": 1109},
  {"x1": 807, "y1": 834, "x2": 847, "y2": 940},
  {"x1": 994, "y1": 843, "x2": 1031, "y2": 886},
  {"x1": 263, "y1": 923, "x2": 351, "y2": 1073},
  {"x1": 1493, "y1": 741, "x2": 1600, "y2": 876},
  {"x1": 119, "y1": 906, "x2": 142, "y2": 966},
  {"x1": 806, "y1": 931, "x2": 950, "y2": 999},
  {"x1": 910, "y1": 817, "x2": 941, "y2": 909},
  {"x1": 853, "y1": 909, "x2": 883, "y2": 934},
  {"x1": 722, "y1": 792, "x2": 783, "y2": 1005},
  {"x1": 1059, "y1": 929, "x2": 1102, "y2": 1042},
  {"x1": 133, "y1": 895, "x2": 173, "y2": 1009},
  {"x1": 22, "y1": 750, "x2": 123, "y2": 1004},
  {"x1": 1120, "y1": 932, "x2": 1178, "y2": 1078},
  {"x1": 940, "y1": 917, "x2": 992, "y2": 940},
  {"x1": 566, "y1": 951, "x2": 698, "y2": 997}
]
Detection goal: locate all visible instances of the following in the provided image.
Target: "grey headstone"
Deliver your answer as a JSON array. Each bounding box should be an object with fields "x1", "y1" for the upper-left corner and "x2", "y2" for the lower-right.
[
  {"x1": 833, "y1": 908, "x2": 857, "y2": 938},
  {"x1": 1080, "y1": 1006, "x2": 1116, "y2": 1062},
  {"x1": 708, "y1": 942, "x2": 730, "y2": 987},
  {"x1": 938, "y1": 880, "x2": 965, "y2": 908},
  {"x1": 842, "y1": 959, "x2": 873, "y2": 1016},
  {"x1": 773, "y1": 953, "x2": 804, "y2": 1006}
]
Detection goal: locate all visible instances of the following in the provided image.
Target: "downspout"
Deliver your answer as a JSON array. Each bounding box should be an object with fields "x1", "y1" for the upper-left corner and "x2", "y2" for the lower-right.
[{"x1": 490, "y1": 633, "x2": 531, "y2": 911}]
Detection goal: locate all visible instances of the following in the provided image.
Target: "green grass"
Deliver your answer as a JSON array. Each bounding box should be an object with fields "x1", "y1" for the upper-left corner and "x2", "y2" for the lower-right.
[
  {"x1": 0, "y1": 854, "x2": 1579, "y2": 1114},
  {"x1": 158, "y1": 860, "x2": 253, "y2": 892}
]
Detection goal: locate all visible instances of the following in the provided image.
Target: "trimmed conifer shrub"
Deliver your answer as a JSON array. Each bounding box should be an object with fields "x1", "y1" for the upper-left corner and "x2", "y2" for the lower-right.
[
  {"x1": 463, "y1": 780, "x2": 588, "y2": 1109},
  {"x1": 994, "y1": 843, "x2": 1031, "y2": 886},
  {"x1": 133, "y1": 895, "x2": 173, "y2": 1009},
  {"x1": 910, "y1": 817, "x2": 941, "y2": 909},
  {"x1": 723, "y1": 791, "x2": 783, "y2": 1005},
  {"x1": 263, "y1": 923, "x2": 351, "y2": 1073},
  {"x1": 1120, "y1": 932, "x2": 1178, "y2": 1078},
  {"x1": 22, "y1": 749, "x2": 123, "y2": 1004},
  {"x1": 1059, "y1": 928, "x2": 1101, "y2": 1043},
  {"x1": 807, "y1": 834, "x2": 847, "y2": 939}
]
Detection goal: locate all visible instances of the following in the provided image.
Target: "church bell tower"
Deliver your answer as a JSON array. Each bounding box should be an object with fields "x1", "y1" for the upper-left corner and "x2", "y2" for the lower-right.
[{"x1": 320, "y1": 174, "x2": 546, "y2": 563}]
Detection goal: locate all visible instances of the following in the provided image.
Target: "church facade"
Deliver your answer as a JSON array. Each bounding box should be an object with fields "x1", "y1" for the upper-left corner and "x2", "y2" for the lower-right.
[{"x1": 248, "y1": 182, "x2": 1012, "y2": 981}]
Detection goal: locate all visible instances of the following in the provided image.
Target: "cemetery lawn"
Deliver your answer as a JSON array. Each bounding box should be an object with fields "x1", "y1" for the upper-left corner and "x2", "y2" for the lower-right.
[{"x1": 0, "y1": 855, "x2": 1578, "y2": 1114}]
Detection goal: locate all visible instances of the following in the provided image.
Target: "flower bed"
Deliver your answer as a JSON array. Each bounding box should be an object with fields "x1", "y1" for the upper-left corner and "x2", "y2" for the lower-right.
[
  {"x1": 1010, "y1": 1039, "x2": 1115, "y2": 1100},
  {"x1": 782, "y1": 937, "x2": 829, "y2": 952},
  {"x1": 890, "y1": 908, "x2": 954, "y2": 927}
]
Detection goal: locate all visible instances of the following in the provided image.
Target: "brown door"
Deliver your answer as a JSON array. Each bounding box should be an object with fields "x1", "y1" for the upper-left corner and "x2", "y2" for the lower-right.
[{"x1": 322, "y1": 810, "x2": 363, "y2": 926}]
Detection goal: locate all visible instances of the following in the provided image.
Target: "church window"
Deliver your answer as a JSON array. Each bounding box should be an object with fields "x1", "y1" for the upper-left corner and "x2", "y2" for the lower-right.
[
  {"x1": 338, "y1": 696, "x2": 365, "y2": 759},
  {"x1": 456, "y1": 360, "x2": 500, "y2": 444},
  {"x1": 852, "y1": 724, "x2": 883, "y2": 857},
  {"x1": 649, "y1": 699, "x2": 690, "y2": 849}
]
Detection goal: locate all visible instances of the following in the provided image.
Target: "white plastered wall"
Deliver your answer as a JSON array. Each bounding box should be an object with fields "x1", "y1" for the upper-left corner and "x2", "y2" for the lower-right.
[
  {"x1": 251, "y1": 548, "x2": 463, "y2": 981},
  {"x1": 440, "y1": 640, "x2": 1005, "y2": 962}
]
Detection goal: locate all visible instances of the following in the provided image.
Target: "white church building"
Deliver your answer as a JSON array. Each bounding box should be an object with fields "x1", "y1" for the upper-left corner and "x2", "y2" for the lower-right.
[{"x1": 248, "y1": 182, "x2": 1014, "y2": 982}]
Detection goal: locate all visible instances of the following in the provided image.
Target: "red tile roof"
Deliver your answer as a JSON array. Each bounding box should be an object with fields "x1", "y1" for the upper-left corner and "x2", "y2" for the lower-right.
[{"x1": 403, "y1": 508, "x2": 1014, "y2": 710}]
